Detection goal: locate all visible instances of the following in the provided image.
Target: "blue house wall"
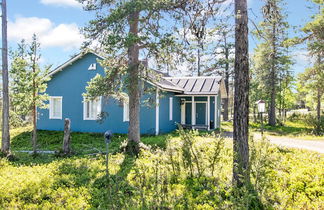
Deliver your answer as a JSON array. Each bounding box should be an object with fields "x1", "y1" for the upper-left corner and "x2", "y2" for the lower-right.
[
  {"x1": 158, "y1": 91, "x2": 181, "y2": 133},
  {"x1": 37, "y1": 53, "x2": 167, "y2": 134},
  {"x1": 37, "y1": 52, "x2": 222, "y2": 134}
]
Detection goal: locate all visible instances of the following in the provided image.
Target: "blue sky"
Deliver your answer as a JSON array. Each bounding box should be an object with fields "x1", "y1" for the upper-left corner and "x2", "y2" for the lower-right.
[{"x1": 6, "y1": 0, "x2": 318, "y2": 75}]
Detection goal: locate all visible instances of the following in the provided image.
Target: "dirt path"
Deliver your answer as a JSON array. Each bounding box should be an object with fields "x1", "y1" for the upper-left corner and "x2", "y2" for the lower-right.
[{"x1": 253, "y1": 133, "x2": 324, "y2": 154}]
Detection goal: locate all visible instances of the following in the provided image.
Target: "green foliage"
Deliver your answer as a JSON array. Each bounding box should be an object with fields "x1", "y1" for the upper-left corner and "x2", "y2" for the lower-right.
[
  {"x1": 9, "y1": 110, "x2": 29, "y2": 128},
  {"x1": 10, "y1": 36, "x2": 50, "y2": 116},
  {"x1": 251, "y1": 0, "x2": 295, "y2": 125},
  {"x1": 304, "y1": 114, "x2": 324, "y2": 135},
  {"x1": 1, "y1": 128, "x2": 323, "y2": 209}
]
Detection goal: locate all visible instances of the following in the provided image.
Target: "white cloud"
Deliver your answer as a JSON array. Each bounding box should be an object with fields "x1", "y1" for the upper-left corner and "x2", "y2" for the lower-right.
[
  {"x1": 8, "y1": 17, "x2": 84, "y2": 50},
  {"x1": 293, "y1": 49, "x2": 314, "y2": 65},
  {"x1": 40, "y1": 0, "x2": 82, "y2": 8}
]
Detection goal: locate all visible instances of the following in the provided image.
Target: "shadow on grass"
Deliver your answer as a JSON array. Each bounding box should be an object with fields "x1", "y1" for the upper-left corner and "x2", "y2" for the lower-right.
[{"x1": 90, "y1": 154, "x2": 137, "y2": 208}]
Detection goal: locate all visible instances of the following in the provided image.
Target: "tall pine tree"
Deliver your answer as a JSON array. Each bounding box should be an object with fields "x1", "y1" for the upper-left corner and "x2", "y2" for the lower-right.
[{"x1": 253, "y1": 0, "x2": 291, "y2": 126}]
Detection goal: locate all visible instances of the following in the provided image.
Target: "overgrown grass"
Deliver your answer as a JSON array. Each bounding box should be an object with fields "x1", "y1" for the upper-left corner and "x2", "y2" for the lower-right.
[
  {"x1": 0, "y1": 127, "x2": 323, "y2": 209},
  {"x1": 221, "y1": 120, "x2": 323, "y2": 140},
  {"x1": 6, "y1": 126, "x2": 175, "y2": 154},
  {"x1": 250, "y1": 120, "x2": 324, "y2": 140}
]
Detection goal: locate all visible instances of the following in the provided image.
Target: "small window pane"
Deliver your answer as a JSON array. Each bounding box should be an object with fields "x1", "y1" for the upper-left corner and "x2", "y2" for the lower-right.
[
  {"x1": 84, "y1": 97, "x2": 101, "y2": 120},
  {"x1": 50, "y1": 97, "x2": 62, "y2": 119}
]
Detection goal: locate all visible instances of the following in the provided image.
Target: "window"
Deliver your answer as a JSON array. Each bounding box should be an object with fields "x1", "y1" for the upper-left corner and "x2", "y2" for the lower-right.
[
  {"x1": 49, "y1": 96, "x2": 62, "y2": 119},
  {"x1": 83, "y1": 97, "x2": 102, "y2": 120},
  {"x1": 169, "y1": 97, "x2": 173, "y2": 121},
  {"x1": 88, "y1": 63, "x2": 96, "y2": 70},
  {"x1": 123, "y1": 97, "x2": 129, "y2": 122}
]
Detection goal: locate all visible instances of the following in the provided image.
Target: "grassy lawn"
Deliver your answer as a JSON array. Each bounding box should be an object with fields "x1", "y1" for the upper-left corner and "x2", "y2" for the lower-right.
[
  {"x1": 250, "y1": 120, "x2": 324, "y2": 140},
  {"x1": 221, "y1": 120, "x2": 324, "y2": 140},
  {"x1": 0, "y1": 127, "x2": 323, "y2": 209}
]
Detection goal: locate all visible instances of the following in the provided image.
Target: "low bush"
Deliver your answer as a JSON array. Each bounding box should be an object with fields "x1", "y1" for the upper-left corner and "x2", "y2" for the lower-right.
[
  {"x1": 0, "y1": 129, "x2": 323, "y2": 209},
  {"x1": 304, "y1": 114, "x2": 324, "y2": 135}
]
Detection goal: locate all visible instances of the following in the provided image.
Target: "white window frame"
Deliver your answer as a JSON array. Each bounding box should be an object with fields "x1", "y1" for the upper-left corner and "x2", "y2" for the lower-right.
[
  {"x1": 169, "y1": 97, "x2": 173, "y2": 121},
  {"x1": 83, "y1": 97, "x2": 102, "y2": 120},
  {"x1": 49, "y1": 96, "x2": 63, "y2": 119},
  {"x1": 123, "y1": 96, "x2": 129, "y2": 122}
]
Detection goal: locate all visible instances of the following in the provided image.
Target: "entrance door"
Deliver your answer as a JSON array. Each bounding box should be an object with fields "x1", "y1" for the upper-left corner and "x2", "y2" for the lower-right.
[
  {"x1": 185, "y1": 103, "x2": 192, "y2": 124},
  {"x1": 196, "y1": 103, "x2": 206, "y2": 125}
]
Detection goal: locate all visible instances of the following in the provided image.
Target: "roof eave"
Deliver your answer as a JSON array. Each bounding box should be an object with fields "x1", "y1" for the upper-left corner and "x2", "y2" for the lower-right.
[{"x1": 48, "y1": 50, "x2": 105, "y2": 77}]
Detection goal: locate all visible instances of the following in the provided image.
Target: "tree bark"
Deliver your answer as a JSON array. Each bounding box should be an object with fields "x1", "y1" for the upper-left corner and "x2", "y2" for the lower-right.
[
  {"x1": 63, "y1": 118, "x2": 71, "y2": 154},
  {"x1": 233, "y1": 0, "x2": 250, "y2": 186},
  {"x1": 31, "y1": 37, "x2": 37, "y2": 155},
  {"x1": 316, "y1": 87, "x2": 321, "y2": 134},
  {"x1": 127, "y1": 11, "x2": 141, "y2": 155},
  {"x1": 1, "y1": 0, "x2": 10, "y2": 155},
  {"x1": 197, "y1": 48, "x2": 201, "y2": 76},
  {"x1": 32, "y1": 102, "x2": 37, "y2": 154},
  {"x1": 223, "y1": 34, "x2": 230, "y2": 121},
  {"x1": 268, "y1": 23, "x2": 277, "y2": 126}
]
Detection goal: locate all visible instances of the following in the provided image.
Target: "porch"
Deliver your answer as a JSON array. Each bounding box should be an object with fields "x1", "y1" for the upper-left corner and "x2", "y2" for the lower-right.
[{"x1": 177, "y1": 95, "x2": 221, "y2": 131}]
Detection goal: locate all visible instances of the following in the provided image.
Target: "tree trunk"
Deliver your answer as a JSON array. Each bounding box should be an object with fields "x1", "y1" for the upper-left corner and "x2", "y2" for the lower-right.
[
  {"x1": 268, "y1": 23, "x2": 277, "y2": 126},
  {"x1": 63, "y1": 118, "x2": 71, "y2": 154},
  {"x1": 316, "y1": 87, "x2": 321, "y2": 134},
  {"x1": 127, "y1": 11, "x2": 141, "y2": 155},
  {"x1": 233, "y1": 0, "x2": 250, "y2": 187},
  {"x1": 1, "y1": 0, "x2": 10, "y2": 155},
  {"x1": 32, "y1": 102, "x2": 37, "y2": 154},
  {"x1": 253, "y1": 105, "x2": 257, "y2": 123},
  {"x1": 32, "y1": 37, "x2": 37, "y2": 154},
  {"x1": 223, "y1": 35, "x2": 230, "y2": 121},
  {"x1": 197, "y1": 48, "x2": 201, "y2": 76}
]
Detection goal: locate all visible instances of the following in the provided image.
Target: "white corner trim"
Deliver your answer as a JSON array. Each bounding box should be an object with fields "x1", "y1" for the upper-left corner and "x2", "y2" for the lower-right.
[
  {"x1": 169, "y1": 97, "x2": 173, "y2": 121},
  {"x1": 214, "y1": 95, "x2": 217, "y2": 129},
  {"x1": 191, "y1": 96, "x2": 196, "y2": 125},
  {"x1": 207, "y1": 96, "x2": 210, "y2": 130},
  {"x1": 155, "y1": 88, "x2": 160, "y2": 135},
  {"x1": 181, "y1": 103, "x2": 185, "y2": 124},
  {"x1": 49, "y1": 96, "x2": 63, "y2": 120}
]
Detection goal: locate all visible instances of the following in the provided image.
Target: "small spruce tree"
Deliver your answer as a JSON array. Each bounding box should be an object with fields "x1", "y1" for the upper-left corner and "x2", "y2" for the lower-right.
[{"x1": 10, "y1": 35, "x2": 50, "y2": 154}]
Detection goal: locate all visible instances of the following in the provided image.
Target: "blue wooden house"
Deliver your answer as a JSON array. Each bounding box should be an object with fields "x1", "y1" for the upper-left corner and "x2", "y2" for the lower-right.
[{"x1": 37, "y1": 51, "x2": 227, "y2": 135}]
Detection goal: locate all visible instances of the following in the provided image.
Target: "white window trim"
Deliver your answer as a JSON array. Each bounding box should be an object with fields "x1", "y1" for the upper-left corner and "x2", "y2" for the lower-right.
[
  {"x1": 83, "y1": 96, "x2": 102, "y2": 120},
  {"x1": 169, "y1": 97, "x2": 173, "y2": 121},
  {"x1": 123, "y1": 97, "x2": 129, "y2": 122},
  {"x1": 49, "y1": 96, "x2": 63, "y2": 119}
]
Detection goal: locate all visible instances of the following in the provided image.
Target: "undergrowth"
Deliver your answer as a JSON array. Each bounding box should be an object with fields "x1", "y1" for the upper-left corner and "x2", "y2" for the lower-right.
[{"x1": 0, "y1": 128, "x2": 323, "y2": 209}]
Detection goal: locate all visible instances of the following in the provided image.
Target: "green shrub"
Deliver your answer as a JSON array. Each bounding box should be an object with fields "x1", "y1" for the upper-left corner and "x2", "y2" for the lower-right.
[
  {"x1": 1, "y1": 129, "x2": 323, "y2": 209},
  {"x1": 304, "y1": 114, "x2": 324, "y2": 135}
]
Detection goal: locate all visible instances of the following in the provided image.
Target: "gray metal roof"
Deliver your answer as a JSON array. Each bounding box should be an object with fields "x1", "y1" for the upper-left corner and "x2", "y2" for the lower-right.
[{"x1": 164, "y1": 76, "x2": 223, "y2": 95}]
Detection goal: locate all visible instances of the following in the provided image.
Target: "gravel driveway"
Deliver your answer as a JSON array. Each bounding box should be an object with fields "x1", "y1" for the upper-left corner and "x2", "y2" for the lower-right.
[{"x1": 254, "y1": 133, "x2": 324, "y2": 154}]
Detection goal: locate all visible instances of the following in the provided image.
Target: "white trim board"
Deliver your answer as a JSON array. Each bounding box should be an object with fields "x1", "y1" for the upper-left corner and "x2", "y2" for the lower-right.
[
  {"x1": 155, "y1": 88, "x2": 160, "y2": 135},
  {"x1": 174, "y1": 95, "x2": 218, "y2": 97}
]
